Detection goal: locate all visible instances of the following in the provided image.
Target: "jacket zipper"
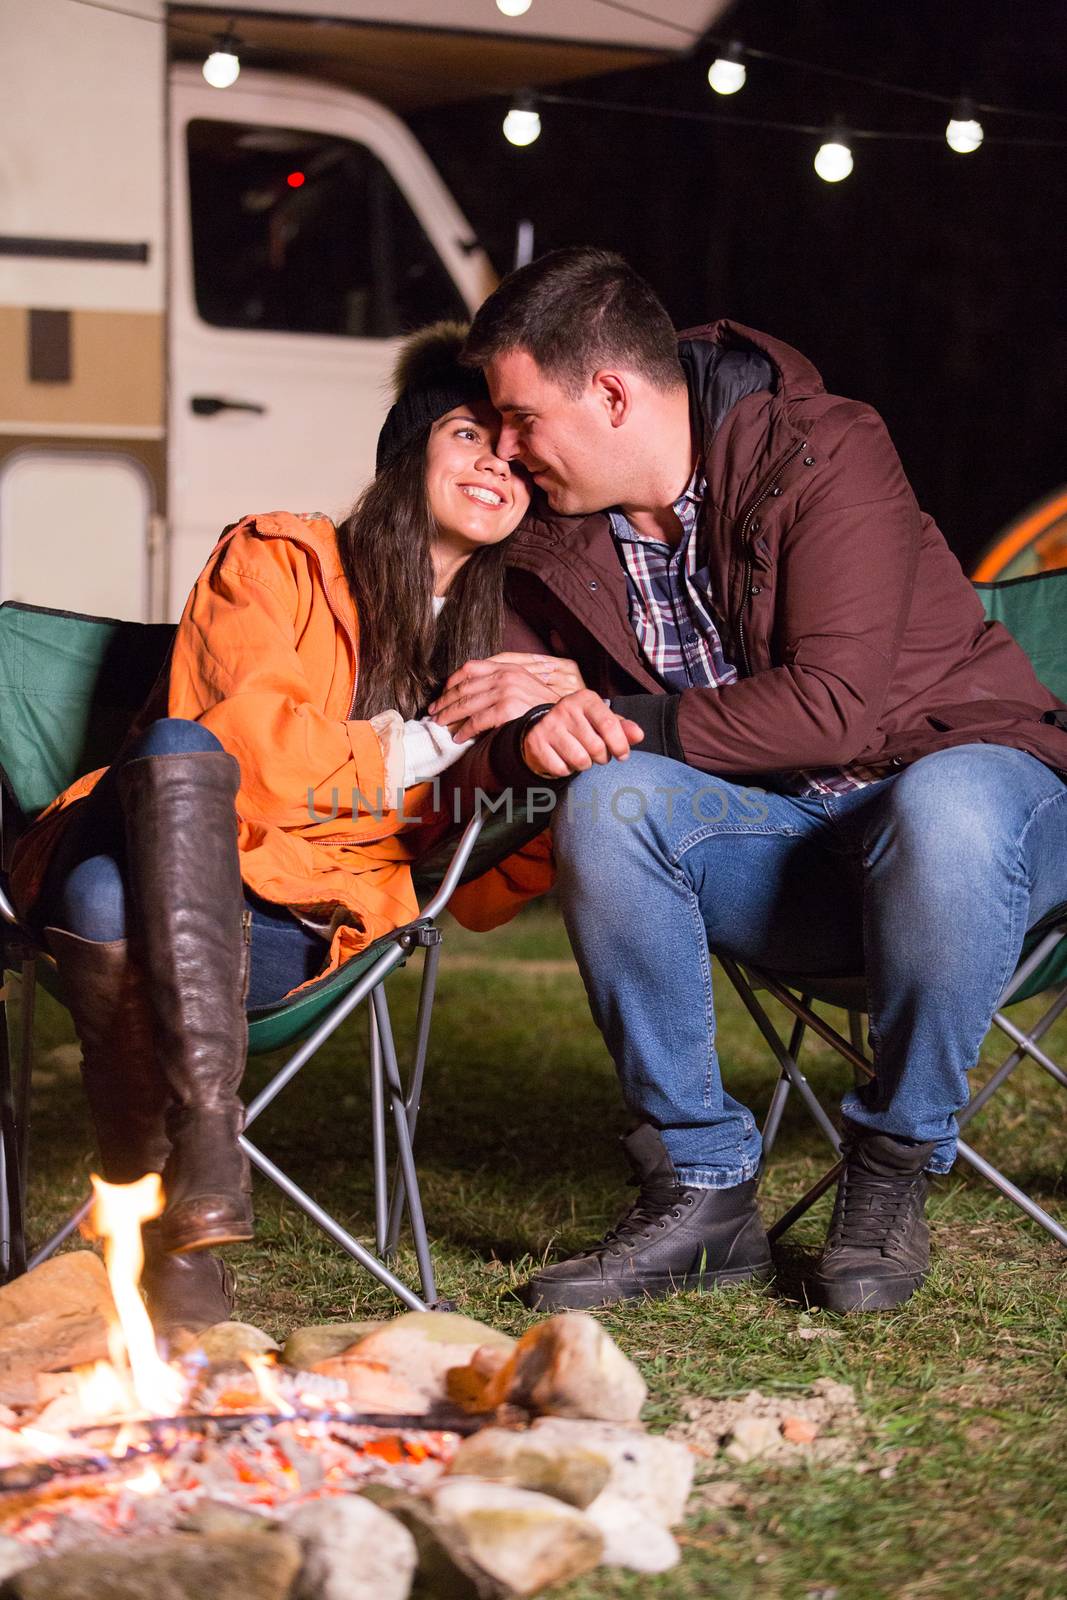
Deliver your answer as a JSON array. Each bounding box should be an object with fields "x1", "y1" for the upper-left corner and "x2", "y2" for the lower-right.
[{"x1": 734, "y1": 438, "x2": 807, "y2": 676}]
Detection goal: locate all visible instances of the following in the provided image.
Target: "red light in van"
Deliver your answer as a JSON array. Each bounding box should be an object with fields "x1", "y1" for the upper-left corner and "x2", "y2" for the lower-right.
[{"x1": 287, "y1": 171, "x2": 306, "y2": 188}]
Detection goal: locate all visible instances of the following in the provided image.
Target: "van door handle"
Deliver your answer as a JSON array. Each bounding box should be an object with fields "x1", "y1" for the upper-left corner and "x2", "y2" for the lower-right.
[{"x1": 190, "y1": 395, "x2": 267, "y2": 417}]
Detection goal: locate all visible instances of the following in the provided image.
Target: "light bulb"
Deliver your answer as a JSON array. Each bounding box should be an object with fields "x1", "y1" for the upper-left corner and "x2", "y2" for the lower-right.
[
  {"x1": 814, "y1": 136, "x2": 853, "y2": 183},
  {"x1": 503, "y1": 106, "x2": 541, "y2": 147},
  {"x1": 203, "y1": 48, "x2": 240, "y2": 90},
  {"x1": 946, "y1": 99, "x2": 983, "y2": 154},
  {"x1": 708, "y1": 42, "x2": 746, "y2": 96},
  {"x1": 497, "y1": 0, "x2": 533, "y2": 15}
]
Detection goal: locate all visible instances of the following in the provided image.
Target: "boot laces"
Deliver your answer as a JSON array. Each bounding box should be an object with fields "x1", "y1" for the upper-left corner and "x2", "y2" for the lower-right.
[
  {"x1": 598, "y1": 1186, "x2": 695, "y2": 1258},
  {"x1": 833, "y1": 1167, "x2": 922, "y2": 1250}
]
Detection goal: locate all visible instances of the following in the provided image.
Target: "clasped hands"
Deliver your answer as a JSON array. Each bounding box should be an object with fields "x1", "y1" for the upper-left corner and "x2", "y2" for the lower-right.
[{"x1": 428, "y1": 653, "x2": 644, "y2": 779}]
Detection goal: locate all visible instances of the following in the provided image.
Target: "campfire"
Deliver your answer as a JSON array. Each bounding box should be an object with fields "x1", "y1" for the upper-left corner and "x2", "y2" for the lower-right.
[
  {"x1": 0, "y1": 1178, "x2": 695, "y2": 1596},
  {"x1": 0, "y1": 1177, "x2": 461, "y2": 1555}
]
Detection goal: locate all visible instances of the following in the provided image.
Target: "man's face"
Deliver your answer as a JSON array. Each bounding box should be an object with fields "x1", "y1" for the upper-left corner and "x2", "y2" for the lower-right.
[{"x1": 485, "y1": 349, "x2": 623, "y2": 516}]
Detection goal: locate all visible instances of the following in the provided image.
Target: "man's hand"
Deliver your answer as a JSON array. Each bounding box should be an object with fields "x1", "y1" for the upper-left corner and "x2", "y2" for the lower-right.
[
  {"x1": 429, "y1": 653, "x2": 585, "y2": 742},
  {"x1": 521, "y1": 690, "x2": 644, "y2": 778}
]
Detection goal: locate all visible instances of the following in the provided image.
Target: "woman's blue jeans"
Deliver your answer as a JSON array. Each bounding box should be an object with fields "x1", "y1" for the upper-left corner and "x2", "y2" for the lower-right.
[
  {"x1": 37, "y1": 719, "x2": 325, "y2": 1008},
  {"x1": 551, "y1": 744, "x2": 1067, "y2": 1185}
]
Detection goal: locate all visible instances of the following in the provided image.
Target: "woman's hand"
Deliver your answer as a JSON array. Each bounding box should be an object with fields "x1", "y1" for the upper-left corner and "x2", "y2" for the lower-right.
[
  {"x1": 521, "y1": 691, "x2": 644, "y2": 778},
  {"x1": 428, "y1": 653, "x2": 585, "y2": 742}
]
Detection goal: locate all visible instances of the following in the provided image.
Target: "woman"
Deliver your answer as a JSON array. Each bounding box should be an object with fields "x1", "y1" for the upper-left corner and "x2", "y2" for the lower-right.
[{"x1": 10, "y1": 323, "x2": 571, "y2": 1338}]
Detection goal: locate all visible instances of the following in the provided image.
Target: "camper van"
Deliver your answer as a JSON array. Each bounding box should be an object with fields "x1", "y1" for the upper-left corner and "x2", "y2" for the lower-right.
[{"x1": 0, "y1": 0, "x2": 722, "y2": 620}]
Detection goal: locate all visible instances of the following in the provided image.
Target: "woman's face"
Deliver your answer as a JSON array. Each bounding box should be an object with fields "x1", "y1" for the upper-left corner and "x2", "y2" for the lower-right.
[{"x1": 424, "y1": 401, "x2": 531, "y2": 560}]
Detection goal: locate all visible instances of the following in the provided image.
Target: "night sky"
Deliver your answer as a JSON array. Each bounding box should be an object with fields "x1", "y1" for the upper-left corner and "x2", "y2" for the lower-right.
[{"x1": 409, "y1": 0, "x2": 1067, "y2": 571}]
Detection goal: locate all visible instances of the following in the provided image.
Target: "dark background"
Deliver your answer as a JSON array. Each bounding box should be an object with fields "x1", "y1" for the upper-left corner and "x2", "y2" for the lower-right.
[{"x1": 408, "y1": 0, "x2": 1067, "y2": 571}]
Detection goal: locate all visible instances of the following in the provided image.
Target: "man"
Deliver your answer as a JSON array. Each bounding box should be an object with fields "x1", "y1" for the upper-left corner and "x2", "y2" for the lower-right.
[{"x1": 430, "y1": 248, "x2": 1067, "y2": 1314}]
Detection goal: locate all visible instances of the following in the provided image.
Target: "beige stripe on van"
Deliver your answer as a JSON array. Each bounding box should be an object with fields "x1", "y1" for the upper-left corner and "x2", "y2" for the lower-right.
[{"x1": 0, "y1": 307, "x2": 163, "y2": 429}]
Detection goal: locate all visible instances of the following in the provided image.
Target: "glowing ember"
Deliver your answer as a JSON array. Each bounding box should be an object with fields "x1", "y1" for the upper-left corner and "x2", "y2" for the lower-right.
[{"x1": 87, "y1": 1175, "x2": 186, "y2": 1418}]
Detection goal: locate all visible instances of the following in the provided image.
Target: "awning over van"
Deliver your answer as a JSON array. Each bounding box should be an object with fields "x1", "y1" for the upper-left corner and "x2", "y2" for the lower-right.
[{"x1": 169, "y1": 2, "x2": 735, "y2": 108}]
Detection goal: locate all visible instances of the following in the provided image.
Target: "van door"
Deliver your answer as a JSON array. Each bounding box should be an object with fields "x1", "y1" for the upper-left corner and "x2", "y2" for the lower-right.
[{"x1": 168, "y1": 66, "x2": 493, "y2": 617}]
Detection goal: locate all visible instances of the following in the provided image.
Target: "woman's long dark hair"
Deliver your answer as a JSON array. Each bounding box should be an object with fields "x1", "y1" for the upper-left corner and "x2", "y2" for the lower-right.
[{"x1": 337, "y1": 426, "x2": 510, "y2": 720}]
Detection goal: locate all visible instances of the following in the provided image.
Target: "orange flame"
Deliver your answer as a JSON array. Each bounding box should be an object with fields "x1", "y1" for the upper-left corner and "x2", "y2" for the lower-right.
[
  {"x1": 243, "y1": 1352, "x2": 295, "y2": 1417},
  {"x1": 88, "y1": 1174, "x2": 186, "y2": 1417}
]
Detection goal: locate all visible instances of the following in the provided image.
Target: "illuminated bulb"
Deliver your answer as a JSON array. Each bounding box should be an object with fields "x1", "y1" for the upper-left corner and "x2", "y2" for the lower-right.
[
  {"x1": 497, "y1": 0, "x2": 533, "y2": 15},
  {"x1": 203, "y1": 42, "x2": 240, "y2": 90},
  {"x1": 814, "y1": 132, "x2": 854, "y2": 183},
  {"x1": 946, "y1": 99, "x2": 983, "y2": 153},
  {"x1": 708, "y1": 41, "x2": 746, "y2": 96},
  {"x1": 503, "y1": 99, "x2": 541, "y2": 147}
]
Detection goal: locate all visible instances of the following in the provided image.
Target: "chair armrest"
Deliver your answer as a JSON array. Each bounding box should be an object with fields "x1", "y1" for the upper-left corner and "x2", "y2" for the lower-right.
[{"x1": 415, "y1": 813, "x2": 485, "y2": 923}]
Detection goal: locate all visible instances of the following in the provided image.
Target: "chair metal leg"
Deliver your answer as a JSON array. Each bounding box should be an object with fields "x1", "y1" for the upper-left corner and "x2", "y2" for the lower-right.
[
  {"x1": 720, "y1": 958, "x2": 843, "y2": 1154},
  {"x1": 27, "y1": 1196, "x2": 93, "y2": 1273},
  {"x1": 368, "y1": 1004, "x2": 388, "y2": 1254},
  {"x1": 768, "y1": 1159, "x2": 845, "y2": 1244},
  {"x1": 371, "y1": 986, "x2": 438, "y2": 1307},
  {"x1": 240, "y1": 1134, "x2": 427, "y2": 1311},
  {"x1": 16, "y1": 958, "x2": 35, "y2": 1224},
  {"x1": 962, "y1": 987, "x2": 1067, "y2": 1126},
  {"x1": 0, "y1": 969, "x2": 25, "y2": 1279},
  {"x1": 760, "y1": 1009, "x2": 809, "y2": 1163},
  {"x1": 956, "y1": 1138, "x2": 1067, "y2": 1249},
  {"x1": 385, "y1": 938, "x2": 441, "y2": 1257}
]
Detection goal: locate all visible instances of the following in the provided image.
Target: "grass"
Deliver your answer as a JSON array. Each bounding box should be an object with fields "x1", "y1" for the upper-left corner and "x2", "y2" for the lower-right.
[{"x1": 14, "y1": 902, "x2": 1067, "y2": 1599}]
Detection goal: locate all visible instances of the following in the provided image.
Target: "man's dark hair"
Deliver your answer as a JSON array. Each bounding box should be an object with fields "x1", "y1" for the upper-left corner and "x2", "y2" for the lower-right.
[{"x1": 462, "y1": 247, "x2": 684, "y2": 395}]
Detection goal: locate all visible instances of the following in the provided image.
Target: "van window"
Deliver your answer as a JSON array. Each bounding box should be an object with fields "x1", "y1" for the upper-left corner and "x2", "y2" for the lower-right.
[{"x1": 187, "y1": 119, "x2": 467, "y2": 337}]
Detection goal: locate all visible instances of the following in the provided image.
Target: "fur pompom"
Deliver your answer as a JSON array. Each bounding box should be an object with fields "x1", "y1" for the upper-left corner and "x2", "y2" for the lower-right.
[{"x1": 392, "y1": 321, "x2": 471, "y2": 399}]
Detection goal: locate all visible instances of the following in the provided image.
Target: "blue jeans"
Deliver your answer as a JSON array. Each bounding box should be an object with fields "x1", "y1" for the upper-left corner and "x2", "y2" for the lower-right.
[
  {"x1": 551, "y1": 745, "x2": 1067, "y2": 1185},
  {"x1": 37, "y1": 718, "x2": 325, "y2": 1008}
]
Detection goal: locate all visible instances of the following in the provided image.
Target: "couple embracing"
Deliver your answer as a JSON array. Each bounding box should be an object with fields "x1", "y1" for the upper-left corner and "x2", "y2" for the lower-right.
[{"x1": 14, "y1": 248, "x2": 1067, "y2": 1335}]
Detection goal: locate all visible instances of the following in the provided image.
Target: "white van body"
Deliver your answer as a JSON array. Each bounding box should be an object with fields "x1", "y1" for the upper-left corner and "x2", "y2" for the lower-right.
[{"x1": 0, "y1": 0, "x2": 724, "y2": 620}]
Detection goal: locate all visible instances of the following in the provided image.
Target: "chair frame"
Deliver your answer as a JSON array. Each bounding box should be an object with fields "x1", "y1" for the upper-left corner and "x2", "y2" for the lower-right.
[
  {"x1": 0, "y1": 812, "x2": 486, "y2": 1311},
  {"x1": 721, "y1": 915, "x2": 1067, "y2": 1251}
]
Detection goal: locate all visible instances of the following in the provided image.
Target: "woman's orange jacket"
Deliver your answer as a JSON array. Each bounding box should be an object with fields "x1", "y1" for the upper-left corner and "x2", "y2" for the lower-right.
[{"x1": 11, "y1": 513, "x2": 554, "y2": 986}]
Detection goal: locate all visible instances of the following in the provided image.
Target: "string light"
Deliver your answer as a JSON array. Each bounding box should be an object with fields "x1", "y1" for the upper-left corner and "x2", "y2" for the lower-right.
[
  {"x1": 946, "y1": 98, "x2": 984, "y2": 153},
  {"x1": 503, "y1": 93, "x2": 542, "y2": 147},
  {"x1": 496, "y1": 0, "x2": 534, "y2": 15},
  {"x1": 814, "y1": 125, "x2": 854, "y2": 182},
  {"x1": 707, "y1": 41, "x2": 746, "y2": 97},
  {"x1": 202, "y1": 32, "x2": 240, "y2": 90}
]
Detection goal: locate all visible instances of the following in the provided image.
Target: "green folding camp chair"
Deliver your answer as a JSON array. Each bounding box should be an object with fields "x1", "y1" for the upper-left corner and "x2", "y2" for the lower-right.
[
  {"x1": 721, "y1": 568, "x2": 1067, "y2": 1249},
  {"x1": 0, "y1": 599, "x2": 535, "y2": 1310}
]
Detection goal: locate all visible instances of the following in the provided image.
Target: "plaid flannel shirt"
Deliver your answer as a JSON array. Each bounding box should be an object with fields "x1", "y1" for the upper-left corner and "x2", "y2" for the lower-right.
[{"x1": 608, "y1": 473, "x2": 874, "y2": 797}]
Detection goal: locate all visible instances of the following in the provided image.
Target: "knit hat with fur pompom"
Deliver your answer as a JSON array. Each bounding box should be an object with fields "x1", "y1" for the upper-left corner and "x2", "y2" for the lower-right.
[{"x1": 375, "y1": 320, "x2": 489, "y2": 472}]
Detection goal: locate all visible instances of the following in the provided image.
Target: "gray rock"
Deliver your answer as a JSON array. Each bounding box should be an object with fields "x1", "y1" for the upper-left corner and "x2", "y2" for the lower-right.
[
  {"x1": 0, "y1": 1252, "x2": 115, "y2": 1407},
  {"x1": 430, "y1": 1477, "x2": 604, "y2": 1596},
  {"x1": 282, "y1": 1323, "x2": 383, "y2": 1371},
  {"x1": 485, "y1": 1313, "x2": 647, "y2": 1424},
  {"x1": 529, "y1": 1417, "x2": 694, "y2": 1524},
  {"x1": 287, "y1": 1494, "x2": 416, "y2": 1600},
  {"x1": 191, "y1": 1322, "x2": 280, "y2": 1362},
  {"x1": 583, "y1": 1492, "x2": 681, "y2": 1572},
  {"x1": 360, "y1": 1487, "x2": 499, "y2": 1599},
  {"x1": 1, "y1": 1530, "x2": 301, "y2": 1600},
  {"x1": 448, "y1": 1424, "x2": 612, "y2": 1508},
  {"x1": 316, "y1": 1313, "x2": 516, "y2": 1415}
]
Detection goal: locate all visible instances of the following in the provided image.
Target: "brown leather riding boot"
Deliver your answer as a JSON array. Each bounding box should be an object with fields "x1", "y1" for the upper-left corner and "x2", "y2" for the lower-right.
[
  {"x1": 45, "y1": 928, "x2": 236, "y2": 1337},
  {"x1": 141, "y1": 1227, "x2": 236, "y2": 1348},
  {"x1": 44, "y1": 928, "x2": 170, "y2": 1183},
  {"x1": 117, "y1": 750, "x2": 253, "y2": 1255}
]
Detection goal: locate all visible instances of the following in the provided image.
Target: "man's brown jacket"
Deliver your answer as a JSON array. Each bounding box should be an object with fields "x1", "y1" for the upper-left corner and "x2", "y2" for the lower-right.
[{"x1": 488, "y1": 320, "x2": 1067, "y2": 786}]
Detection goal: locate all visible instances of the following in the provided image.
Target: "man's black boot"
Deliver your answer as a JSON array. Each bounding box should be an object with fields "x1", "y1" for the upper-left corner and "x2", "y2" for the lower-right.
[
  {"x1": 813, "y1": 1123, "x2": 936, "y2": 1313},
  {"x1": 521, "y1": 1123, "x2": 772, "y2": 1311}
]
